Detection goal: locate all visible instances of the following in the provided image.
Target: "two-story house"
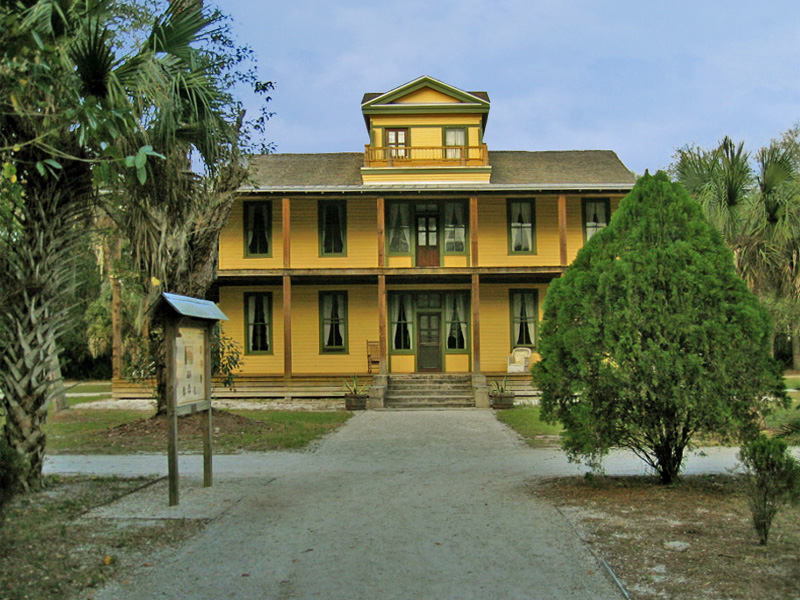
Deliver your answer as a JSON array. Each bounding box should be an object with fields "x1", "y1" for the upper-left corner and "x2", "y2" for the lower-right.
[{"x1": 213, "y1": 76, "x2": 636, "y2": 407}]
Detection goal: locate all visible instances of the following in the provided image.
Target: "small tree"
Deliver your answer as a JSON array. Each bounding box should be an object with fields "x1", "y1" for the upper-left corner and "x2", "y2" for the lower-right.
[
  {"x1": 739, "y1": 435, "x2": 800, "y2": 545},
  {"x1": 534, "y1": 171, "x2": 785, "y2": 483}
]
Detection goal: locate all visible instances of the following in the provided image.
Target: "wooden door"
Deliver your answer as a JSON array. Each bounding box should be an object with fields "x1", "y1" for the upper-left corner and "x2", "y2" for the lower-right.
[
  {"x1": 416, "y1": 213, "x2": 439, "y2": 267},
  {"x1": 417, "y1": 312, "x2": 442, "y2": 371}
]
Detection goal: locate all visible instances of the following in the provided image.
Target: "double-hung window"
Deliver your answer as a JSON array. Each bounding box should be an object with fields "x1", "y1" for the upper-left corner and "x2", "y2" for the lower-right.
[
  {"x1": 443, "y1": 201, "x2": 466, "y2": 253},
  {"x1": 583, "y1": 198, "x2": 610, "y2": 241},
  {"x1": 508, "y1": 199, "x2": 536, "y2": 254},
  {"x1": 444, "y1": 127, "x2": 466, "y2": 159},
  {"x1": 245, "y1": 292, "x2": 272, "y2": 354},
  {"x1": 387, "y1": 202, "x2": 412, "y2": 254},
  {"x1": 319, "y1": 200, "x2": 346, "y2": 256},
  {"x1": 390, "y1": 293, "x2": 414, "y2": 351},
  {"x1": 510, "y1": 290, "x2": 537, "y2": 349},
  {"x1": 444, "y1": 293, "x2": 469, "y2": 351},
  {"x1": 386, "y1": 128, "x2": 409, "y2": 159},
  {"x1": 243, "y1": 201, "x2": 271, "y2": 256},
  {"x1": 320, "y1": 291, "x2": 347, "y2": 353}
]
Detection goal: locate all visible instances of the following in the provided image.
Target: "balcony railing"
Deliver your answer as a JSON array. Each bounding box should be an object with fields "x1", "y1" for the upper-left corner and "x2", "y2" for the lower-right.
[{"x1": 363, "y1": 144, "x2": 490, "y2": 168}]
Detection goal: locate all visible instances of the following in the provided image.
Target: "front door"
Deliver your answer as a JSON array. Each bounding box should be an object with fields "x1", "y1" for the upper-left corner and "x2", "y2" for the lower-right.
[
  {"x1": 417, "y1": 312, "x2": 442, "y2": 371},
  {"x1": 416, "y1": 210, "x2": 439, "y2": 267}
]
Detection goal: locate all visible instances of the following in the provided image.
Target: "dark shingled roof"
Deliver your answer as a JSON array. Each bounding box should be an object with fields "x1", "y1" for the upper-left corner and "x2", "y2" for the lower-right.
[{"x1": 243, "y1": 151, "x2": 635, "y2": 190}]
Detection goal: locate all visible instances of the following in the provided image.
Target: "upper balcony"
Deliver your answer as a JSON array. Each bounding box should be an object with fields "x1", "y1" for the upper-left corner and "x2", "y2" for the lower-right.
[{"x1": 363, "y1": 144, "x2": 490, "y2": 168}]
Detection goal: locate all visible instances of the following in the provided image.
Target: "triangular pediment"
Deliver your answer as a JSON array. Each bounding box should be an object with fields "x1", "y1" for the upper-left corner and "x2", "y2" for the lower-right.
[{"x1": 362, "y1": 76, "x2": 490, "y2": 110}]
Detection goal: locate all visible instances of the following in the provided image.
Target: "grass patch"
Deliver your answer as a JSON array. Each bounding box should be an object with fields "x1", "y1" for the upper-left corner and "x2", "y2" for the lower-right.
[
  {"x1": 537, "y1": 474, "x2": 800, "y2": 600},
  {"x1": 46, "y1": 410, "x2": 151, "y2": 454},
  {"x1": 494, "y1": 406, "x2": 563, "y2": 447},
  {"x1": 0, "y1": 476, "x2": 204, "y2": 600},
  {"x1": 45, "y1": 408, "x2": 352, "y2": 454},
  {"x1": 65, "y1": 381, "x2": 112, "y2": 395},
  {"x1": 764, "y1": 392, "x2": 800, "y2": 443}
]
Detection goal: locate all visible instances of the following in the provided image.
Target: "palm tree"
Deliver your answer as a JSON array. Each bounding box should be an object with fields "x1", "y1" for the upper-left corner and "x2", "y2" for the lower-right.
[
  {"x1": 675, "y1": 137, "x2": 800, "y2": 361},
  {"x1": 0, "y1": 0, "x2": 229, "y2": 490}
]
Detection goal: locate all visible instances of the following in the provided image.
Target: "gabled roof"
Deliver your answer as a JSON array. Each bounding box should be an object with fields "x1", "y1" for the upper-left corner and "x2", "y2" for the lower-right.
[
  {"x1": 361, "y1": 76, "x2": 490, "y2": 130},
  {"x1": 241, "y1": 151, "x2": 636, "y2": 194},
  {"x1": 361, "y1": 76, "x2": 490, "y2": 108}
]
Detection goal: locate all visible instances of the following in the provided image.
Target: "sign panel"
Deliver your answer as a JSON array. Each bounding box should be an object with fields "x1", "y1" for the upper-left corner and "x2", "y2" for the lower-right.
[{"x1": 175, "y1": 326, "x2": 206, "y2": 406}]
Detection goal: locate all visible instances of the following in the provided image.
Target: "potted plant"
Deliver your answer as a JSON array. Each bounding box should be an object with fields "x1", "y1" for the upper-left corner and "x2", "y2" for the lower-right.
[
  {"x1": 343, "y1": 375, "x2": 370, "y2": 410},
  {"x1": 489, "y1": 376, "x2": 515, "y2": 409}
]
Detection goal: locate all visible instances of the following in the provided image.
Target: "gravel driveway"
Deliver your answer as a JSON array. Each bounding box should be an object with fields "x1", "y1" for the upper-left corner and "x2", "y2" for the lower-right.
[{"x1": 89, "y1": 410, "x2": 623, "y2": 600}]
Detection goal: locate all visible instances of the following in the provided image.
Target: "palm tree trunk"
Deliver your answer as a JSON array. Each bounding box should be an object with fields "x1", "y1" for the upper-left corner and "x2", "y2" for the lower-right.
[
  {"x1": 792, "y1": 326, "x2": 800, "y2": 371},
  {"x1": 0, "y1": 186, "x2": 87, "y2": 489}
]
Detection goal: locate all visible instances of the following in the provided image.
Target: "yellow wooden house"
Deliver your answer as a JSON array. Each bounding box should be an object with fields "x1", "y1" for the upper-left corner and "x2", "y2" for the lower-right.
[{"x1": 213, "y1": 76, "x2": 636, "y2": 407}]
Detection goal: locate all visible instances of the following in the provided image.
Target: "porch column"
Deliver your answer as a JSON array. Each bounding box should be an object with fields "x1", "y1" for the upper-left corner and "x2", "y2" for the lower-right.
[
  {"x1": 558, "y1": 194, "x2": 568, "y2": 267},
  {"x1": 469, "y1": 196, "x2": 479, "y2": 267},
  {"x1": 282, "y1": 197, "x2": 292, "y2": 378},
  {"x1": 283, "y1": 275, "x2": 292, "y2": 378},
  {"x1": 282, "y1": 197, "x2": 291, "y2": 268},
  {"x1": 377, "y1": 196, "x2": 386, "y2": 268},
  {"x1": 378, "y1": 274, "x2": 387, "y2": 374},
  {"x1": 471, "y1": 273, "x2": 481, "y2": 373}
]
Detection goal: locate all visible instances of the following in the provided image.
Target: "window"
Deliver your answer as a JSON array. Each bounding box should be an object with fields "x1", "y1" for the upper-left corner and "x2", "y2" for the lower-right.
[
  {"x1": 387, "y1": 202, "x2": 412, "y2": 254},
  {"x1": 319, "y1": 200, "x2": 346, "y2": 256},
  {"x1": 583, "y1": 198, "x2": 610, "y2": 241},
  {"x1": 245, "y1": 292, "x2": 272, "y2": 354},
  {"x1": 444, "y1": 293, "x2": 469, "y2": 351},
  {"x1": 243, "y1": 201, "x2": 271, "y2": 256},
  {"x1": 386, "y1": 128, "x2": 409, "y2": 159},
  {"x1": 508, "y1": 199, "x2": 536, "y2": 254},
  {"x1": 390, "y1": 293, "x2": 414, "y2": 351},
  {"x1": 444, "y1": 127, "x2": 466, "y2": 159},
  {"x1": 510, "y1": 290, "x2": 538, "y2": 349},
  {"x1": 320, "y1": 291, "x2": 348, "y2": 353},
  {"x1": 443, "y1": 201, "x2": 466, "y2": 253}
]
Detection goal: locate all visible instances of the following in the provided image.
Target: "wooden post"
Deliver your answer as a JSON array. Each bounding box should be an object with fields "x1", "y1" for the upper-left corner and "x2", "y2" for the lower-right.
[
  {"x1": 471, "y1": 273, "x2": 481, "y2": 374},
  {"x1": 283, "y1": 275, "x2": 292, "y2": 378},
  {"x1": 282, "y1": 197, "x2": 291, "y2": 269},
  {"x1": 203, "y1": 323, "x2": 213, "y2": 488},
  {"x1": 470, "y1": 196, "x2": 479, "y2": 267},
  {"x1": 378, "y1": 275, "x2": 387, "y2": 374},
  {"x1": 558, "y1": 194, "x2": 568, "y2": 267},
  {"x1": 165, "y1": 320, "x2": 179, "y2": 506},
  {"x1": 377, "y1": 197, "x2": 386, "y2": 268},
  {"x1": 283, "y1": 197, "x2": 292, "y2": 380}
]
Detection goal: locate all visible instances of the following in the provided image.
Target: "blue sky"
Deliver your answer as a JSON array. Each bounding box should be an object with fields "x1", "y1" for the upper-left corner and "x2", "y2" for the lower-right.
[{"x1": 221, "y1": 0, "x2": 800, "y2": 176}]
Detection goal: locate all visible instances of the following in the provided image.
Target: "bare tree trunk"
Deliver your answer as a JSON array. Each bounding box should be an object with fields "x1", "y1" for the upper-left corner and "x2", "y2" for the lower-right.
[
  {"x1": 792, "y1": 326, "x2": 800, "y2": 371},
  {"x1": 111, "y1": 235, "x2": 123, "y2": 379}
]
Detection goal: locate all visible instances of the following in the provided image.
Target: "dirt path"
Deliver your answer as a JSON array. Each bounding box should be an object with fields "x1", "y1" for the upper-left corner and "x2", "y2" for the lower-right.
[{"x1": 90, "y1": 410, "x2": 624, "y2": 600}]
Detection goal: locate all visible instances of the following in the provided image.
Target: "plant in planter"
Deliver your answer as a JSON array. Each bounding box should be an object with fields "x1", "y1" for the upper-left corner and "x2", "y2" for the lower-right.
[
  {"x1": 490, "y1": 376, "x2": 515, "y2": 409},
  {"x1": 343, "y1": 375, "x2": 370, "y2": 410}
]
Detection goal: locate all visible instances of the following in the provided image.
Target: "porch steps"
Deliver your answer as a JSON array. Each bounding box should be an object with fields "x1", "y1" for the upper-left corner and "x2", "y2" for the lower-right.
[{"x1": 384, "y1": 374, "x2": 475, "y2": 409}]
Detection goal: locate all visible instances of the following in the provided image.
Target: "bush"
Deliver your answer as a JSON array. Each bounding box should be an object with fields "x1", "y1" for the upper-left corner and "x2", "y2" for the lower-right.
[
  {"x1": 739, "y1": 435, "x2": 800, "y2": 545},
  {"x1": 0, "y1": 433, "x2": 22, "y2": 515},
  {"x1": 534, "y1": 172, "x2": 785, "y2": 484}
]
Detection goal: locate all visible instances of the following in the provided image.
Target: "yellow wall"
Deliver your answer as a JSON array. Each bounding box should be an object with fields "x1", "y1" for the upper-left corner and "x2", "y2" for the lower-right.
[
  {"x1": 371, "y1": 114, "x2": 482, "y2": 128},
  {"x1": 219, "y1": 286, "x2": 284, "y2": 375},
  {"x1": 219, "y1": 285, "x2": 379, "y2": 376},
  {"x1": 218, "y1": 195, "x2": 624, "y2": 272},
  {"x1": 392, "y1": 87, "x2": 461, "y2": 103},
  {"x1": 390, "y1": 354, "x2": 415, "y2": 373},
  {"x1": 219, "y1": 200, "x2": 283, "y2": 270},
  {"x1": 220, "y1": 281, "x2": 552, "y2": 376},
  {"x1": 478, "y1": 283, "x2": 548, "y2": 373},
  {"x1": 362, "y1": 170, "x2": 491, "y2": 183},
  {"x1": 445, "y1": 354, "x2": 470, "y2": 373}
]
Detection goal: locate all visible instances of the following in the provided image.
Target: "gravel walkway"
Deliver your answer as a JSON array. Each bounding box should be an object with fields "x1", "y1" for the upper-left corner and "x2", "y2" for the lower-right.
[{"x1": 83, "y1": 410, "x2": 626, "y2": 600}]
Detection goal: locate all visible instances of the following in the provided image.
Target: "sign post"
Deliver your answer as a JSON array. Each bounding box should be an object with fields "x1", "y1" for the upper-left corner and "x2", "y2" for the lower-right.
[{"x1": 155, "y1": 293, "x2": 227, "y2": 506}]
